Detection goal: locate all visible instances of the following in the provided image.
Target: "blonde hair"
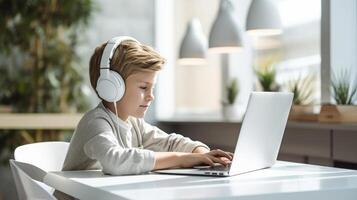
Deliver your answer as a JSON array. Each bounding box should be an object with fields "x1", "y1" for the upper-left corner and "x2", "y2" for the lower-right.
[{"x1": 89, "y1": 40, "x2": 165, "y2": 95}]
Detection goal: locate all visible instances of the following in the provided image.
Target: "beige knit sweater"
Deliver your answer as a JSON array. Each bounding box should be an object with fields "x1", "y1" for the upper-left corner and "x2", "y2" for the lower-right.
[{"x1": 55, "y1": 102, "x2": 209, "y2": 199}]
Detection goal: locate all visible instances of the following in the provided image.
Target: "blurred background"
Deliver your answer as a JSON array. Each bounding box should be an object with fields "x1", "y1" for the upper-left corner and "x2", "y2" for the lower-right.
[{"x1": 1, "y1": 0, "x2": 357, "y2": 199}]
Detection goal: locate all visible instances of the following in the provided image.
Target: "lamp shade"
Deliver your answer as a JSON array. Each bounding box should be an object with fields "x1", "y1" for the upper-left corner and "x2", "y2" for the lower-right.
[
  {"x1": 246, "y1": 0, "x2": 282, "y2": 36},
  {"x1": 209, "y1": 0, "x2": 243, "y2": 53},
  {"x1": 178, "y1": 18, "x2": 207, "y2": 65}
]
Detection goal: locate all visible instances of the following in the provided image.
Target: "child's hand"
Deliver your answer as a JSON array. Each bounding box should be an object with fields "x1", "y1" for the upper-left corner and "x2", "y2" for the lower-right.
[
  {"x1": 178, "y1": 149, "x2": 233, "y2": 168},
  {"x1": 206, "y1": 149, "x2": 234, "y2": 165}
]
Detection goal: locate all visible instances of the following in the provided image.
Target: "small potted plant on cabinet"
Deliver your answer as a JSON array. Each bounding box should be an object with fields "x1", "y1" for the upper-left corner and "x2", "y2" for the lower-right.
[
  {"x1": 254, "y1": 59, "x2": 280, "y2": 92},
  {"x1": 287, "y1": 73, "x2": 319, "y2": 121},
  {"x1": 222, "y1": 78, "x2": 239, "y2": 120},
  {"x1": 319, "y1": 69, "x2": 357, "y2": 122}
]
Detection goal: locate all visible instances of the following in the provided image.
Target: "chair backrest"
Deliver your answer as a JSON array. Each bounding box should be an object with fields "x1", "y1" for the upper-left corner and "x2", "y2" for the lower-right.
[
  {"x1": 10, "y1": 159, "x2": 56, "y2": 200},
  {"x1": 14, "y1": 141, "x2": 69, "y2": 172}
]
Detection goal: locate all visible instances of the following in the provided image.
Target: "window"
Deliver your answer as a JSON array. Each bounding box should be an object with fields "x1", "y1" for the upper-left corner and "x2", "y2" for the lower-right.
[{"x1": 155, "y1": 0, "x2": 357, "y2": 120}]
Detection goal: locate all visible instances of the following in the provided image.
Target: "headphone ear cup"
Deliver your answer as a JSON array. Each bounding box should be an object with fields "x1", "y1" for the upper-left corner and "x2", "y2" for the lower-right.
[
  {"x1": 96, "y1": 70, "x2": 125, "y2": 102},
  {"x1": 110, "y1": 70, "x2": 125, "y2": 101}
]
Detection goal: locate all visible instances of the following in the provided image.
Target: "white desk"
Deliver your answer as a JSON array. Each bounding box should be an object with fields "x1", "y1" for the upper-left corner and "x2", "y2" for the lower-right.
[{"x1": 44, "y1": 161, "x2": 357, "y2": 200}]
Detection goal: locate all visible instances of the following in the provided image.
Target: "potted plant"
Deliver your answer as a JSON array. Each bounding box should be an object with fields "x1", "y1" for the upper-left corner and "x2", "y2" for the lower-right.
[
  {"x1": 287, "y1": 73, "x2": 319, "y2": 121},
  {"x1": 254, "y1": 58, "x2": 280, "y2": 92},
  {"x1": 222, "y1": 78, "x2": 239, "y2": 119},
  {"x1": 331, "y1": 70, "x2": 357, "y2": 105},
  {"x1": 319, "y1": 69, "x2": 357, "y2": 122}
]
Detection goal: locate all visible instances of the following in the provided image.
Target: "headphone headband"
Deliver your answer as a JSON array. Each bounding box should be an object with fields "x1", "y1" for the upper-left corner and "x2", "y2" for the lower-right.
[{"x1": 100, "y1": 36, "x2": 140, "y2": 69}]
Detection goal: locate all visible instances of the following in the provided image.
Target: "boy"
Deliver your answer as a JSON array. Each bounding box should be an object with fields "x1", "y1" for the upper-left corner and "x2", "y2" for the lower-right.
[
  {"x1": 56, "y1": 36, "x2": 232, "y2": 199},
  {"x1": 63, "y1": 37, "x2": 232, "y2": 175}
]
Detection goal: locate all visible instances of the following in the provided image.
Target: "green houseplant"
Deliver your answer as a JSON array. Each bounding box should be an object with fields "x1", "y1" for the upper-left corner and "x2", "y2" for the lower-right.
[
  {"x1": 288, "y1": 74, "x2": 316, "y2": 105},
  {"x1": 224, "y1": 78, "x2": 239, "y2": 105},
  {"x1": 0, "y1": 0, "x2": 94, "y2": 163},
  {"x1": 287, "y1": 73, "x2": 319, "y2": 121},
  {"x1": 254, "y1": 59, "x2": 279, "y2": 92},
  {"x1": 222, "y1": 78, "x2": 239, "y2": 119},
  {"x1": 331, "y1": 69, "x2": 357, "y2": 105},
  {"x1": 319, "y1": 69, "x2": 357, "y2": 123}
]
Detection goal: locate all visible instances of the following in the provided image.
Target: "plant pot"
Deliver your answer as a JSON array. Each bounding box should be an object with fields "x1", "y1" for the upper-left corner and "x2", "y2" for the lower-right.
[
  {"x1": 319, "y1": 104, "x2": 357, "y2": 123},
  {"x1": 222, "y1": 105, "x2": 237, "y2": 120},
  {"x1": 289, "y1": 105, "x2": 319, "y2": 121}
]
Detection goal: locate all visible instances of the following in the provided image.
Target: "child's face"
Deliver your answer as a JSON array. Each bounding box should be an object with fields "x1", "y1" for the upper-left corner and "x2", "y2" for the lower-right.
[{"x1": 118, "y1": 71, "x2": 157, "y2": 119}]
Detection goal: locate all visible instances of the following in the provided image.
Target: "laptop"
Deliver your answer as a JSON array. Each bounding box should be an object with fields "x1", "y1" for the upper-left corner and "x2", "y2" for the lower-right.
[{"x1": 154, "y1": 92, "x2": 293, "y2": 177}]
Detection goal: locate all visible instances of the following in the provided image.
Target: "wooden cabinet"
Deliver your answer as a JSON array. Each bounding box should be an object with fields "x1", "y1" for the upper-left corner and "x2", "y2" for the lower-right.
[
  {"x1": 159, "y1": 120, "x2": 357, "y2": 168},
  {"x1": 280, "y1": 128, "x2": 331, "y2": 158},
  {"x1": 333, "y1": 130, "x2": 357, "y2": 163}
]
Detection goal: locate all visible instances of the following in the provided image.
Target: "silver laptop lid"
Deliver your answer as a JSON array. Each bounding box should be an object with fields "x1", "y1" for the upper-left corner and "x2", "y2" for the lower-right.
[{"x1": 229, "y1": 92, "x2": 293, "y2": 175}]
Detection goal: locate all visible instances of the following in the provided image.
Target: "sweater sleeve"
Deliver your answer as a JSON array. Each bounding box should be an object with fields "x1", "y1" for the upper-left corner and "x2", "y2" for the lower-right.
[
  {"x1": 138, "y1": 119, "x2": 210, "y2": 153},
  {"x1": 83, "y1": 131, "x2": 155, "y2": 175}
]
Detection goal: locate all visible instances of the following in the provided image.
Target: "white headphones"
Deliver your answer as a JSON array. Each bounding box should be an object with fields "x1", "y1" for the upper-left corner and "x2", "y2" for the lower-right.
[{"x1": 96, "y1": 36, "x2": 139, "y2": 102}]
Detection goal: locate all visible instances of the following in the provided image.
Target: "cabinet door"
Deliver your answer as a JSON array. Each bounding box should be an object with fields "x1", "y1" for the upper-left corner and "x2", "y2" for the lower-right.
[
  {"x1": 333, "y1": 130, "x2": 357, "y2": 163},
  {"x1": 171, "y1": 122, "x2": 241, "y2": 152},
  {"x1": 280, "y1": 128, "x2": 331, "y2": 158}
]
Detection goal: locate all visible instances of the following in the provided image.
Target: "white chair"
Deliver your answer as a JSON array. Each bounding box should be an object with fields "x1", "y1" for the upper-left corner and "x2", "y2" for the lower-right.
[
  {"x1": 14, "y1": 141, "x2": 69, "y2": 172},
  {"x1": 10, "y1": 159, "x2": 56, "y2": 200},
  {"x1": 14, "y1": 141, "x2": 69, "y2": 197}
]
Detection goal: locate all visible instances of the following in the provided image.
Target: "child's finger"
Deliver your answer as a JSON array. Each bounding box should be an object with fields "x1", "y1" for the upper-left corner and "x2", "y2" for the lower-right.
[
  {"x1": 210, "y1": 149, "x2": 232, "y2": 160},
  {"x1": 220, "y1": 157, "x2": 230, "y2": 162},
  {"x1": 208, "y1": 155, "x2": 227, "y2": 166},
  {"x1": 228, "y1": 152, "x2": 234, "y2": 158}
]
